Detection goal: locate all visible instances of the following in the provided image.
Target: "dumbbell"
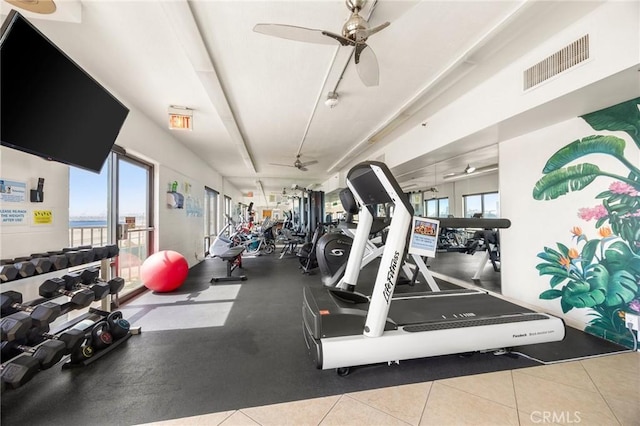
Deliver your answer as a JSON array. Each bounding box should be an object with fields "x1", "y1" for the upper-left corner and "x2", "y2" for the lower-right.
[
  {"x1": 1, "y1": 312, "x2": 33, "y2": 342},
  {"x1": 25, "y1": 325, "x2": 86, "y2": 355},
  {"x1": 0, "y1": 263, "x2": 19, "y2": 282},
  {"x1": 1, "y1": 339, "x2": 66, "y2": 369},
  {"x1": 39, "y1": 251, "x2": 69, "y2": 271},
  {"x1": 63, "y1": 246, "x2": 95, "y2": 264},
  {"x1": 107, "y1": 311, "x2": 130, "y2": 340},
  {"x1": 1, "y1": 355, "x2": 40, "y2": 389},
  {"x1": 103, "y1": 244, "x2": 119, "y2": 258},
  {"x1": 62, "y1": 271, "x2": 110, "y2": 301},
  {"x1": 0, "y1": 258, "x2": 35, "y2": 278},
  {"x1": 62, "y1": 251, "x2": 84, "y2": 267},
  {"x1": 39, "y1": 278, "x2": 94, "y2": 310},
  {"x1": 108, "y1": 277, "x2": 125, "y2": 295},
  {"x1": 78, "y1": 267, "x2": 125, "y2": 295},
  {"x1": 13, "y1": 256, "x2": 52, "y2": 275},
  {"x1": 92, "y1": 246, "x2": 107, "y2": 260},
  {"x1": 0, "y1": 291, "x2": 62, "y2": 328}
]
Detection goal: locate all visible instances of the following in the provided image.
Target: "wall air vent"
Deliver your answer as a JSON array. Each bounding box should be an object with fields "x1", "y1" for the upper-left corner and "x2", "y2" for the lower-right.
[{"x1": 524, "y1": 35, "x2": 589, "y2": 90}]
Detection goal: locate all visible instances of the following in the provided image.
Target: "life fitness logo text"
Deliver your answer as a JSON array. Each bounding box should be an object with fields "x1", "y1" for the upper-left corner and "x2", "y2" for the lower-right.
[{"x1": 382, "y1": 251, "x2": 400, "y2": 303}]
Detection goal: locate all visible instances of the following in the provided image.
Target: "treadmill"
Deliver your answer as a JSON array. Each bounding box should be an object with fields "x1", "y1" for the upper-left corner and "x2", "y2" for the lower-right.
[{"x1": 302, "y1": 161, "x2": 565, "y2": 373}]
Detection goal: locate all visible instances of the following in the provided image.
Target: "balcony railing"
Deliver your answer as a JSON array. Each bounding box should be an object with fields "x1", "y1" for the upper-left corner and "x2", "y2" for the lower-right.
[{"x1": 69, "y1": 225, "x2": 150, "y2": 296}]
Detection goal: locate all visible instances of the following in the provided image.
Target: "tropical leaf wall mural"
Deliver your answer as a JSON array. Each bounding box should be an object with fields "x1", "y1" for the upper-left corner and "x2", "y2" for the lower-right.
[{"x1": 533, "y1": 97, "x2": 640, "y2": 348}]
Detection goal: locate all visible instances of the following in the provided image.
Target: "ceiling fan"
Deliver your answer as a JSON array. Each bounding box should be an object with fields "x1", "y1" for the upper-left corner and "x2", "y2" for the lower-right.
[
  {"x1": 253, "y1": 0, "x2": 390, "y2": 87},
  {"x1": 270, "y1": 154, "x2": 318, "y2": 172}
]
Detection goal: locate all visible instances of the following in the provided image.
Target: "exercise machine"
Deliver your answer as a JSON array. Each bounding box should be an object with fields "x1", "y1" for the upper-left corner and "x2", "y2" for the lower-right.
[
  {"x1": 302, "y1": 161, "x2": 565, "y2": 374},
  {"x1": 317, "y1": 187, "x2": 437, "y2": 291},
  {"x1": 208, "y1": 222, "x2": 247, "y2": 283}
]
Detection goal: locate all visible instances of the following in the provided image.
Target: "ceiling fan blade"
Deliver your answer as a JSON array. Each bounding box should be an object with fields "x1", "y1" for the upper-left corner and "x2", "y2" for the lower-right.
[
  {"x1": 269, "y1": 162, "x2": 296, "y2": 168},
  {"x1": 321, "y1": 30, "x2": 355, "y2": 47},
  {"x1": 360, "y1": 21, "x2": 390, "y2": 39},
  {"x1": 354, "y1": 43, "x2": 379, "y2": 87},
  {"x1": 254, "y1": 23, "x2": 338, "y2": 45},
  {"x1": 298, "y1": 166, "x2": 308, "y2": 172},
  {"x1": 300, "y1": 160, "x2": 318, "y2": 167}
]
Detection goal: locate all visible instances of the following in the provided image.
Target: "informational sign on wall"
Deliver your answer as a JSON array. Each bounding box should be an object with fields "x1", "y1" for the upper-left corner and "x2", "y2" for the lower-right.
[
  {"x1": 0, "y1": 179, "x2": 26, "y2": 203},
  {"x1": 0, "y1": 208, "x2": 28, "y2": 225},
  {"x1": 33, "y1": 210, "x2": 53, "y2": 225},
  {"x1": 408, "y1": 216, "x2": 440, "y2": 258}
]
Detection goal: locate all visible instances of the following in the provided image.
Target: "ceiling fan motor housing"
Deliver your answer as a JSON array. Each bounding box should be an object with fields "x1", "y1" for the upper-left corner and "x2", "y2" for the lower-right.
[{"x1": 343, "y1": 12, "x2": 369, "y2": 42}]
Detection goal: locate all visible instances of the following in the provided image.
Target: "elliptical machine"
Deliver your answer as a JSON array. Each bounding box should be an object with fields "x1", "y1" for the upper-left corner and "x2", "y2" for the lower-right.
[
  {"x1": 317, "y1": 188, "x2": 439, "y2": 291},
  {"x1": 316, "y1": 188, "x2": 388, "y2": 287},
  {"x1": 296, "y1": 221, "x2": 331, "y2": 274}
]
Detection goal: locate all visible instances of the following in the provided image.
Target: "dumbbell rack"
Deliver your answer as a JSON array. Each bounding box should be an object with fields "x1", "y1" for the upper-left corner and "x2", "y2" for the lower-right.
[{"x1": 1, "y1": 245, "x2": 134, "y2": 389}]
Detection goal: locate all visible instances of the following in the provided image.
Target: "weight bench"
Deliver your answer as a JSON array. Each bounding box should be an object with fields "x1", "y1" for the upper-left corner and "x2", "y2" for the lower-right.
[{"x1": 210, "y1": 246, "x2": 247, "y2": 283}]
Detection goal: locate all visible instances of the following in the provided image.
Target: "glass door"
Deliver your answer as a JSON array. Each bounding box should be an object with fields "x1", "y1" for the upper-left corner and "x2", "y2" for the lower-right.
[
  {"x1": 204, "y1": 187, "x2": 218, "y2": 253},
  {"x1": 115, "y1": 155, "x2": 153, "y2": 295}
]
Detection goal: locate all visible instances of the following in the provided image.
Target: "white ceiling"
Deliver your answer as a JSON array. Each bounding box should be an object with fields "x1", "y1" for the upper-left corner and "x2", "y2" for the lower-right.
[{"x1": 1, "y1": 0, "x2": 613, "y2": 202}]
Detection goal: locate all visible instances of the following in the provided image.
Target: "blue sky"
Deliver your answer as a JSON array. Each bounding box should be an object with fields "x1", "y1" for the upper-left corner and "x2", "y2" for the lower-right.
[{"x1": 69, "y1": 159, "x2": 147, "y2": 218}]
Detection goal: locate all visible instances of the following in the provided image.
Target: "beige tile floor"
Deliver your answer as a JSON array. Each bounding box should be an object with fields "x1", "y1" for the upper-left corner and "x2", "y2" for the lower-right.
[{"x1": 139, "y1": 351, "x2": 639, "y2": 426}]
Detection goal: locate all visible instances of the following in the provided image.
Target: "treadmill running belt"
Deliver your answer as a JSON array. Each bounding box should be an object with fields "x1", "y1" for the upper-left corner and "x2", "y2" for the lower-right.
[{"x1": 404, "y1": 313, "x2": 550, "y2": 332}]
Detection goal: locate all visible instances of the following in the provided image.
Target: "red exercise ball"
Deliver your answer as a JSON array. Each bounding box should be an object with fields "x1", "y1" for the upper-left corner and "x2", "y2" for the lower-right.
[{"x1": 141, "y1": 250, "x2": 189, "y2": 292}]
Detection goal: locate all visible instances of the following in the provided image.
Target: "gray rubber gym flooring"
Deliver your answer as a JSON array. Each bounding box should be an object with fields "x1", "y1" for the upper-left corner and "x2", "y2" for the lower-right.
[{"x1": 0, "y1": 252, "x2": 628, "y2": 425}]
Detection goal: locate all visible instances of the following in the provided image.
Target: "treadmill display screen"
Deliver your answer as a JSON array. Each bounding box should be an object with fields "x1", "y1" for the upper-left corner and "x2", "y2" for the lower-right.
[{"x1": 349, "y1": 167, "x2": 392, "y2": 206}]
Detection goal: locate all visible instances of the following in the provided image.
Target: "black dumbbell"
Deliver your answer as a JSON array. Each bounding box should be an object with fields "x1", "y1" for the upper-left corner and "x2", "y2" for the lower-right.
[
  {"x1": 1, "y1": 339, "x2": 66, "y2": 369},
  {"x1": 1, "y1": 312, "x2": 33, "y2": 342},
  {"x1": 39, "y1": 252, "x2": 69, "y2": 271},
  {"x1": 14, "y1": 256, "x2": 52, "y2": 275},
  {"x1": 39, "y1": 278, "x2": 94, "y2": 310},
  {"x1": 26, "y1": 325, "x2": 86, "y2": 355},
  {"x1": 63, "y1": 251, "x2": 84, "y2": 267},
  {"x1": 1, "y1": 355, "x2": 40, "y2": 389},
  {"x1": 106, "y1": 311, "x2": 130, "y2": 340},
  {"x1": 108, "y1": 277, "x2": 125, "y2": 295},
  {"x1": 0, "y1": 259, "x2": 35, "y2": 278},
  {"x1": 107, "y1": 244, "x2": 119, "y2": 258},
  {"x1": 92, "y1": 246, "x2": 108, "y2": 260},
  {"x1": 90, "y1": 321, "x2": 113, "y2": 350},
  {"x1": 0, "y1": 291, "x2": 62, "y2": 328},
  {"x1": 62, "y1": 272, "x2": 110, "y2": 301},
  {"x1": 0, "y1": 263, "x2": 19, "y2": 282},
  {"x1": 63, "y1": 246, "x2": 95, "y2": 264}
]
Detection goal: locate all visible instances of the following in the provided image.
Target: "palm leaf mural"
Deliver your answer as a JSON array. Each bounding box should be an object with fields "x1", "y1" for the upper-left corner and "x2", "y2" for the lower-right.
[
  {"x1": 532, "y1": 163, "x2": 600, "y2": 200},
  {"x1": 581, "y1": 97, "x2": 640, "y2": 148},
  {"x1": 535, "y1": 97, "x2": 640, "y2": 350},
  {"x1": 542, "y1": 135, "x2": 626, "y2": 173}
]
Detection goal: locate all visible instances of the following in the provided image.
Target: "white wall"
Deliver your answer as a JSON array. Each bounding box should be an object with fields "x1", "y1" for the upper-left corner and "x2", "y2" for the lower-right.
[
  {"x1": 361, "y1": 1, "x2": 640, "y2": 172},
  {"x1": 0, "y1": 147, "x2": 70, "y2": 259}
]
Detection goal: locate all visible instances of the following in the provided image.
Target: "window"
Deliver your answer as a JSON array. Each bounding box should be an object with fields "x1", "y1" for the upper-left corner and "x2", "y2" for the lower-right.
[
  {"x1": 204, "y1": 187, "x2": 218, "y2": 250},
  {"x1": 424, "y1": 197, "x2": 449, "y2": 217},
  {"x1": 224, "y1": 196, "x2": 233, "y2": 235},
  {"x1": 463, "y1": 192, "x2": 499, "y2": 218},
  {"x1": 69, "y1": 150, "x2": 154, "y2": 299}
]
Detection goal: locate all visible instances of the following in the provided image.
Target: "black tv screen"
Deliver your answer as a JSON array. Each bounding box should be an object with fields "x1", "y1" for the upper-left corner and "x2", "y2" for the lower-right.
[{"x1": 1, "y1": 10, "x2": 129, "y2": 173}]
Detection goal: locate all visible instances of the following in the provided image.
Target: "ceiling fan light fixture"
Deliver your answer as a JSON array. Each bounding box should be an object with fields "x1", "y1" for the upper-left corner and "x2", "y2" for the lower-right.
[
  {"x1": 465, "y1": 164, "x2": 476, "y2": 174},
  {"x1": 5, "y1": 0, "x2": 56, "y2": 14},
  {"x1": 324, "y1": 91, "x2": 339, "y2": 108}
]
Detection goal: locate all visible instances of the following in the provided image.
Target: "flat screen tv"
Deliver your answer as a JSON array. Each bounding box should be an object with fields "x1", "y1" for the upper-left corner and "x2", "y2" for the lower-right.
[{"x1": 1, "y1": 10, "x2": 129, "y2": 173}]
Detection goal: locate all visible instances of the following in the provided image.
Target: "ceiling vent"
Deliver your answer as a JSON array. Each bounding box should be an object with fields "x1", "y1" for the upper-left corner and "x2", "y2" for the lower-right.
[{"x1": 524, "y1": 35, "x2": 589, "y2": 90}]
